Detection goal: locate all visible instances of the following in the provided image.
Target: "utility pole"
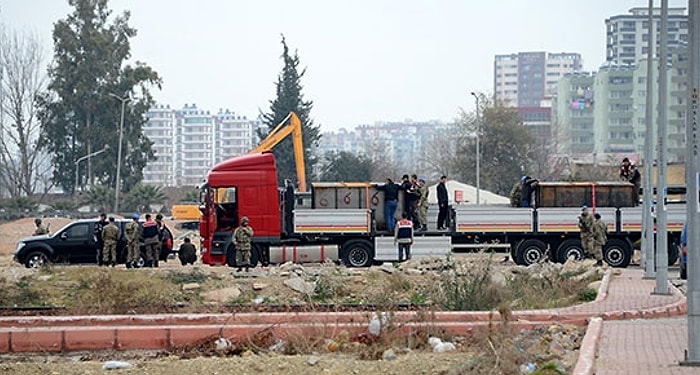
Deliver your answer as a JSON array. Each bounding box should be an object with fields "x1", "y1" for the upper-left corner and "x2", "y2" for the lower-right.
[
  {"x1": 654, "y1": 0, "x2": 670, "y2": 295},
  {"x1": 470, "y1": 92, "x2": 481, "y2": 205},
  {"x1": 681, "y1": 0, "x2": 700, "y2": 366},
  {"x1": 643, "y1": 0, "x2": 656, "y2": 279},
  {"x1": 109, "y1": 92, "x2": 130, "y2": 214}
]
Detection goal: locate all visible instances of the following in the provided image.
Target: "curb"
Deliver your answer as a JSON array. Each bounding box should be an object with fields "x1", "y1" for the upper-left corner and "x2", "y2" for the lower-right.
[{"x1": 572, "y1": 317, "x2": 603, "y2": 375}]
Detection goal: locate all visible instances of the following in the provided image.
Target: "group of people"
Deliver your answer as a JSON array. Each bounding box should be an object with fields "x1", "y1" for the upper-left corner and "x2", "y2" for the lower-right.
[
  {"x1": 577, "y1": 205, "x2": 608, "y2": 267},
  {"x1": 376, "y1": 175, "x2": 450, "y2": 262},
  {"x1": 378, "y1": 174, "x2": 450, "y2": 233},
  {"x1": 93, "y1": 212, "x2": 186, "y2": 268}
]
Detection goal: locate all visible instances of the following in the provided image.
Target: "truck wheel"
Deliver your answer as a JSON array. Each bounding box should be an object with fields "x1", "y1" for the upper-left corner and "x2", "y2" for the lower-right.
[
  {"x1": 556, "y1": 239, "x2": 584, "y2": 263},
  {"x1": 515, "y1": 239, "x2": 546, "y2": 266},
  {"x1": 666, "y1": 241, "x2": 679, "y2": 266},
  {"x1": 604, "y1": 239, "x2": 631, "y2": 268},
  {"x1": 680, "y1": 261, "x2": 687, "y2": 280},
  {"x1": 342, "y1": 239, "x2": 373, "y2": 268},
  {"x1": 25, "y1": 251, "x2": 50, "y2": 269},
  {"x1": 226, "y1": 244, "x2": 237, "y2": 267}
]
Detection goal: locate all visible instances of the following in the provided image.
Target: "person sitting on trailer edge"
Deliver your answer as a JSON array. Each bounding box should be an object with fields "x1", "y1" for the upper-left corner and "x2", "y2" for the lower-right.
[{"x1": 394, "y1": 212, "x2": 414, "y2": 262}]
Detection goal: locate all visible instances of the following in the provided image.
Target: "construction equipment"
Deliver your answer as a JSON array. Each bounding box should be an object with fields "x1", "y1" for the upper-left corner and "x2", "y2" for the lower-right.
[{"x1": 250, "y1": 112, "x2": 307, "y2": 192}]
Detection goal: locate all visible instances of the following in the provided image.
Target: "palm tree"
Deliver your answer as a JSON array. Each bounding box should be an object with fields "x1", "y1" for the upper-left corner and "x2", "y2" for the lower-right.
[
  {"x1": 123, "y1": 184, "x2": 167, "y2": 212},
  {"x1": 81, "y1": 185, "x2": 114, "y2": 213}
]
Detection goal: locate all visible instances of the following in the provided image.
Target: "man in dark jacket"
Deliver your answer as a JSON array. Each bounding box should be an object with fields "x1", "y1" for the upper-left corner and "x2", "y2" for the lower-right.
[
  {"x1": 436, "y1": 175, "x2": 449, "y2": 230},
  {"x1": 521, "y1": 176, "x2": 539, "y2": 208},
  {"x1": 178, "y1": 237, "x2": 197, "y2": 265},
  {"x1": 94, "y1": 213, "x2": 108, "y2": 264},
  {"x1": 377, "y1": 178, "x2": 400, "y2": 231},
  {"x1": 399, "y1": 174, "x2": 412, "y2": 221}
]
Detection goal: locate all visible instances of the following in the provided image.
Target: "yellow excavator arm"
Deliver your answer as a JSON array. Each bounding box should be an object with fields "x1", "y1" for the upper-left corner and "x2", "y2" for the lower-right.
[{"x1": 250, "y1": 112, "x2": 307, "y2": 192}]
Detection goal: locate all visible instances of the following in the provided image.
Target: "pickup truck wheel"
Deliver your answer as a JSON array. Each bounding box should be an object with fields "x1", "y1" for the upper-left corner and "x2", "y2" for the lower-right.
[
  {"x1": 25, "y1": 251, "x2": 50, "y2": 269},
  {"x1": 342, "y1": 239, "x2": 373, "y2": 268},
  {"x1": 515, "y1": 239, "x2": 546, "y2": 266},
  {"x1": 556, "y1": 239, "x2": 584, "y2": 263},
  {"x1": 604, "y1": 239, "x2": 631, "y2": 268}
]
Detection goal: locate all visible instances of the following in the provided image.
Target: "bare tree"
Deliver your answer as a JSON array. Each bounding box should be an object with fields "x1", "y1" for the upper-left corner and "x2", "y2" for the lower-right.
[
  {"x1": 0, "y1": 25, "x2": 50, "y2": 198},
  {"x1": 418, "y1": 122, "x2": 465, "y2": 181}
]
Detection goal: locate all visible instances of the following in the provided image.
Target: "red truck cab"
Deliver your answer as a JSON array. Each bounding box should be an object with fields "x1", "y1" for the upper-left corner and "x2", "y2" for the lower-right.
[{"x1": 200, "y1": 152, "x2": 281, "y2": 265}]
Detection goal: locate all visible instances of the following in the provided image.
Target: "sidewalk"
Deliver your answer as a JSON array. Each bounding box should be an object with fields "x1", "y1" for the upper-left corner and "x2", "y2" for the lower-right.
[{"x1": 580, "y1": 267, "x2": 696, "y2": 375}]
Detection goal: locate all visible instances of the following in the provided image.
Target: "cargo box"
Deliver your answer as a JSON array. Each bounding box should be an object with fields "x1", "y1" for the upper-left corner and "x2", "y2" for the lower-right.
[{"x1": 535, "y1": 181, "x2": 637, "y2": 208}]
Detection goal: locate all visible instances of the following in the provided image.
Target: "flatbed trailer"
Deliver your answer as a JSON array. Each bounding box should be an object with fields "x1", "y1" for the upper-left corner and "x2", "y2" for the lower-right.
[{"x1": 199, "y1": 152, "x2": 682, "y2": 268}]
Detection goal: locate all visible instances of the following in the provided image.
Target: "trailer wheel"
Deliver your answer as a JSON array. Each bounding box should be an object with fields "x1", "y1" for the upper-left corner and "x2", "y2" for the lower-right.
[
  {"x1": 342, "y1": 239, "x2": 373, "y2": 268},
  {"x1": 555, "y1": 239, "x2": 584, "y2": 263},
  {"x1": 514, "y1": 239, "x2": 546, "y2": 266},
  {"x1": 604, "y1": 239, "x2": 631, "y2": 268}
]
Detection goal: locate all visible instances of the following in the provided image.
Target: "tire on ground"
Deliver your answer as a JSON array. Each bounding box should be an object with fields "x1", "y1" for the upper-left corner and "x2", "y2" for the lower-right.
[
  {"x1": 514, "y1": 239, "x2": 547, "y2": 266},
  {"x1": 555, "y1": 239, "x2": 585, "y2": 264},
  {"x1": 24, "y1": 250, "x2": 50, "y2": 269},
  {"x1": 603, "y1": 238, "x2": 632, "y2": 268},
  {"x1": 341, "y1": 239, "x2": 373, "y2": 268}
]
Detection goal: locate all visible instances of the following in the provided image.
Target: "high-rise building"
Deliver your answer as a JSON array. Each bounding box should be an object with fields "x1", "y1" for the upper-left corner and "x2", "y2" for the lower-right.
[
  {"x1": 605, "y1": 7, "x2": 688, "y2": 66},
  {"x1": 143, "y1": 104, "x2": 176, "y2": 186},
  {"x1": 142, "y1": 104, "x2": 260, "y2": 187},
  {"x1": 494, "y1": 52, "x2": 583, "y2": 107},
  {"x1": 555, "y1": 47, "x2": 687, "y2": 162}
]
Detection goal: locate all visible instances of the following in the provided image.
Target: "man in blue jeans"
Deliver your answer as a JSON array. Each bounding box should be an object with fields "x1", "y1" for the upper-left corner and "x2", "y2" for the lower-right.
[{"x1": 377, "y1": 178, "x2": 400, "y2": 232}]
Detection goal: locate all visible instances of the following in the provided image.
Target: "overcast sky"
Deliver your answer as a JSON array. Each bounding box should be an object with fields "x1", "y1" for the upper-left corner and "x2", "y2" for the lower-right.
[{"x1": 0, "y1": 0, "x2": 690, "y2": 130}]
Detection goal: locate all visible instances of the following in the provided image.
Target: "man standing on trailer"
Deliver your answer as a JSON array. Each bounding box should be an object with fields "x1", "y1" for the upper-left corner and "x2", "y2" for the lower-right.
[
  {"x1": 376, "y1": 177, "x2": 400, "y2": 232},
  {"x1": 417, "y1": 178, "x2": 429, "y2": 231},
  {"x1": 578, "y1": 205, "x2": 595, "y2": 261},
  {"x1": 394, "y1": 212, "x2": 414, "y2": 261},
  {"x1": 436, "y1": 175, "x2": 449, "y2": 230}
]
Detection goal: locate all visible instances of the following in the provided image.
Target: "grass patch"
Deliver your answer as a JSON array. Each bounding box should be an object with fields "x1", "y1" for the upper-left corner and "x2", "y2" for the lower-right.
[
  {"x1": 67, "y1": 268, "x2": 181, "y2": 314},
  {"x1": 0, "y1": 277, "x2": 47, "y2": 307}
]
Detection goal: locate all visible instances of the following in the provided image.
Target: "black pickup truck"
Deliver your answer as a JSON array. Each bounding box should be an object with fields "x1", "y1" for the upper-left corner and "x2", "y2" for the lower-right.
[{"x1": 13, "y1": 219, "x2": 173, "y2": 268}]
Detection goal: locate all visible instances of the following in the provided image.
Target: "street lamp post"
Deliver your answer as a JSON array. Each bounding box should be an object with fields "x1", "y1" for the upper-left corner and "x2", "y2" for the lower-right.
[
  {"x1": 109, "y1": 92, "x2": 131, "y2": 214},
  {"x1": 74, "y1": 145, "x2": 109, "y2": 194},
  {"x1": 470, "y1": 92, "x2": 481, "y2": 205}
]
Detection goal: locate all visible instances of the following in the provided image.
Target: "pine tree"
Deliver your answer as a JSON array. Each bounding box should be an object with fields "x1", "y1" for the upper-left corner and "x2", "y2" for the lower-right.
[{"x1": 260, "y1": 35, "x2": 321, "y2": 188}]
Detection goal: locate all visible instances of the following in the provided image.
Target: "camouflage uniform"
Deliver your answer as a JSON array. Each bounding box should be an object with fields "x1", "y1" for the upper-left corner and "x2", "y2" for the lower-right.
[
  {"x1": 417, "y1": 181, "x2": 429, "y2": 231},
  {"x1": 101, "y1": 219, "x2": 120, "y2": 266},
  {"x1": 592, "y1": 216, "x2": 608, "y2": 262},
  {"x1": 34, "y1": 219, "x2": 49, "y2": 236},
  {"x1": 233, "y1": 219, "x2": 254, "y2": 271},
  {"x1": 509, "y1": 182, "x2": 522, "y2": 207},
  {"x1": 578, "y1": 210, "x2": 595, "y2": 259},
  {"x1": 125, "y1": 218, "x2": 141, "y2": 268}
]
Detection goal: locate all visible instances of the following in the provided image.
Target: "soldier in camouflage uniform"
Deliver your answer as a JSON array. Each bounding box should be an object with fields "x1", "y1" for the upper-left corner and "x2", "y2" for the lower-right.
[
  {"x1": 233, "y1": 216, "x2": 254, "y2": 272},
  {"x1": 592, "y1": 213, "x2": 607, "y2": 267},
  {"x1": 417, "y1": 178, "x2": 429, "y2": 231},
  {"x1": 577, "y1": 206, "x2": 595, "y2": 262},
  {"x1": 101, "y1": 217, "x2": 120, "y2": 267},
  {"x1": 33, "y1": 218, "x2": 49, "y2": 236},
  {"x1": 125, "y1": 214, "x2": 142, "y2": 268}
]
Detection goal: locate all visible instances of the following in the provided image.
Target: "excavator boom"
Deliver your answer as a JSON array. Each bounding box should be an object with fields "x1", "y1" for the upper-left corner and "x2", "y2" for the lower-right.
[{"x1": 250, "y1": 112, "x2": 307, "y2": 192}]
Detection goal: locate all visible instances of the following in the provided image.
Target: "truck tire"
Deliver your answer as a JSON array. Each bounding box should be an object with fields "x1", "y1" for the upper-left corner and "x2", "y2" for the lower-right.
[
  {"x1": 342, "y1": 239, "x2": 373, "y2": 268},
  {"x1": 226, "y1": 244, "x2": 237, "y2": 267},
  {"x1": 24, "y1": 251, "x2": 50, "y2": 269},
  {"x1": 514, "y1": 239, "x2": 546, "y2": 266},
  {"x1": 666, "y1": 240, "x2": 679, "y2": 266},
  {"x1": 556, "y1": 239, "x2": 584, "y2": 263},
  {"x1": 603, "y1": 239, "x2": 631, "y2": 268}
]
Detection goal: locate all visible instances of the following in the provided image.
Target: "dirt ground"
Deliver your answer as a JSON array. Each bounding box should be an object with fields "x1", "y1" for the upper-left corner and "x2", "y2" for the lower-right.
[
  {"x1": 0, "y1": 351, "x2": 479, "y2": 375},
  {"x1": 0, "y1": 217, "x2": 587, "y2": 374}
]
